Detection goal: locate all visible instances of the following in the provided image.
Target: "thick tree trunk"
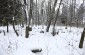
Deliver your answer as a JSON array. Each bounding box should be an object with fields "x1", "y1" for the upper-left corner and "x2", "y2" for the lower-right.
[
  {"x1": 25, "y1": 0, "x2": 33, "y2": 38},
  {"x1": 79, "y1": 28, "x2": 85, "y2": 48},
  {"x1": 25, "y1": 26, "x2": 32, "y2": 38}
]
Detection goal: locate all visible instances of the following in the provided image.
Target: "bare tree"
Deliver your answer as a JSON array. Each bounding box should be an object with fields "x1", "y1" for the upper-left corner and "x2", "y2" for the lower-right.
[{"x1": 25, "y1": 0, "x2": 33, "y2": 38}]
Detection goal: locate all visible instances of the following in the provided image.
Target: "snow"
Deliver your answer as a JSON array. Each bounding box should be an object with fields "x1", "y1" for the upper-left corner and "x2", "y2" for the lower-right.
[{"x1": 0, "y1": 25, "x2": 85, "y2": 55}]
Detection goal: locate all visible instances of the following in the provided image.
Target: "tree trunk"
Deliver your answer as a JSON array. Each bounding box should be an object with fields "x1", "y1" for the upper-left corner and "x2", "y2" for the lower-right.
[
  {"x1": 13, "y1": 20, "x2": 19, "y2": 36},
  {"x1": 25, "y1": 26, "x2": 29, "y2": 38},
  {"x1": 52, "y1": 0, "x2": 62, "y2": 36},
  {"x1": 25, "y1": 26, "x2": 32, "y2": 38},
  {"x1": 24, "y1": 0, "x2": 33, "y2": 38},
  {"x1": 25, "y1": 0, "x2": 33, "y2": 38},
  {"x1": 46, "y1": 0, "x2": 52, "y2": 32},
  {"x1": 79, "y1": 28, "x2": 85, "y2": 48},
  {"x1": 6, "y1": 19, "x2": 9, "y2": 32},
  {"x1": 46, "y1": 20, "x2": 52, "y2": 32}
]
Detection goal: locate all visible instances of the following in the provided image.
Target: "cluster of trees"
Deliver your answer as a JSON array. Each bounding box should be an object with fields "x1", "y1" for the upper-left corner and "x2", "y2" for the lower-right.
[
  {"x1": 0, "y1": 0, "x2": 23, "y2": 24},
  {"x1": 61, "y1": 0, "x2": 85, "y2": 27},
  {"x1": 0, "y1": 0, "x2": 85, "y2": 37},
  {"x1": 0, "y1": 0, "x2": 23, "y2": 35}
]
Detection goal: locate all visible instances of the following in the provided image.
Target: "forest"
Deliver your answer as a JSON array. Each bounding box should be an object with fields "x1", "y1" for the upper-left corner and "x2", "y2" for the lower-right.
[{"x1": 0, "y1": 0, "x2": 85, "y2": 55}]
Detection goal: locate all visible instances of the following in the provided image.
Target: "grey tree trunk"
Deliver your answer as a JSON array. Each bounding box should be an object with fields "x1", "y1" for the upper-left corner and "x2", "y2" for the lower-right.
[
  {"x1": 24, "y1": 0, "x2": 29, "y2": 38},
  {"x1": 25, "y1": 0, "x2": 33, "y2": 38}
]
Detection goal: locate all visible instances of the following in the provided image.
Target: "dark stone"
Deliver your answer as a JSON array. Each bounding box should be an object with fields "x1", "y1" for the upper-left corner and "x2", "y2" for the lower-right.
[
  {"x1": 40, "y1": 30, "x2": 44, "y2": 33},
  {"x1": 31, "y1": 49, "x2": 42, "y2": 53},
  {"x1": 65, "y1": 27, "x2": 67, "y2": 29}
]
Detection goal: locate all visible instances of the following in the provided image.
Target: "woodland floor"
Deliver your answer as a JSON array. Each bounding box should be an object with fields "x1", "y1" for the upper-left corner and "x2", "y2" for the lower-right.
[{"x1": 0, "y1": 25, "x2": 85, "y2": 55}]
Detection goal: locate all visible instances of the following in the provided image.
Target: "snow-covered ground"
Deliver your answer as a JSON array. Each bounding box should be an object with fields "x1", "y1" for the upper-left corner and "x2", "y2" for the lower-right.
[{"x1": 0, "y1": 25, "x2": 85, "y2": 55}]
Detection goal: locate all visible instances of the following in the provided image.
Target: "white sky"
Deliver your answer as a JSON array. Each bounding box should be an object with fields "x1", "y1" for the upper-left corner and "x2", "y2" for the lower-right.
[{"x1": 77, "y1": 0, "x2": 83, "y2": 5}]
